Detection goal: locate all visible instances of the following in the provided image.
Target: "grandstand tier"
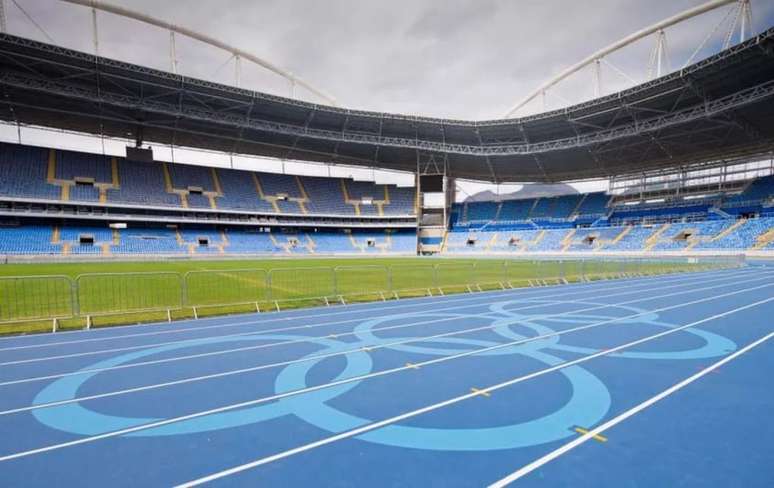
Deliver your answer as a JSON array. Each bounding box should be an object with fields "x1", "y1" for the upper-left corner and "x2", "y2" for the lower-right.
[
  {"x1": 0, "y1": 221, "x2": 417, "y2": 256},
  {"x1": 0, "y1": 141, "x2": 773, "y2": 258},
  {"x1": 445, "y1": 173, "x2": 773, "y2": 255},
  {"x1": 0, "y1": 142, "x2": 416, "y2": 218}
]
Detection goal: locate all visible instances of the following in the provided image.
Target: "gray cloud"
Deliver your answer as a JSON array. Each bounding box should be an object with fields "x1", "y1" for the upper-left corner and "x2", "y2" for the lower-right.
[{"x1": 6, "y1": 0, "x2": 774, "y2": 121}]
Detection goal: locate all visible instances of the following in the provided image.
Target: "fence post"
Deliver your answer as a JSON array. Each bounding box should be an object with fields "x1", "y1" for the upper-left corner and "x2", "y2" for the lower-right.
[
  {"x1": 331, "y1": 266, "x2": 338, "y2": 296},
  {"x1": 266, "y1": 270, "x2": 274, "y2": 301},
  {"x1": 181, "y1": 272, "x2": 190, "y2": 307},
  {"x1": 70, "y1": 276, "x2": 80, "y2": 318}
]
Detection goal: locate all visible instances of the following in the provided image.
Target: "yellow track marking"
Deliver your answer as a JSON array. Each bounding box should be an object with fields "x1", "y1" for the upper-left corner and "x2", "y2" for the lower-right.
[
  {"x1": 470, "y1": 387, "x2": 491, "y2": 397},
  {"x1": 574, "y1": 426, "x2": 608, "y2": 443}
]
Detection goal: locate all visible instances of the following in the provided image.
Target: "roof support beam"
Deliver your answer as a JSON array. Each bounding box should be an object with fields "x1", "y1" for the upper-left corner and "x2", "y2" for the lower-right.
[
  {"x1": 59, "y1": 0, "x2": 337, "y2": 105},
  {"x1": 504, "y1": 0, "x2": 737, "y2": 116}
]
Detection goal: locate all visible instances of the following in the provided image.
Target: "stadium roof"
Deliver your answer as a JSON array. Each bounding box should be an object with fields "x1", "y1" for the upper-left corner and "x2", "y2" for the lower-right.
[{"x1": 0, "y1": 28, "x2": 773, "y2": 183}]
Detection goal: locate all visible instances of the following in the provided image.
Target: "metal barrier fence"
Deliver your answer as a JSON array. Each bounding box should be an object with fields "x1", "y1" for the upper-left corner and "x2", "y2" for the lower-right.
[
  {"x1": 186, "y1": 269, "x2": 268, "y2": 309},
  {"x1": 0, "y1": 275, "x2": 74, "y2": 324},
  {"x1": 0, "y1": 255, "x2": 746, "y2": 331}
]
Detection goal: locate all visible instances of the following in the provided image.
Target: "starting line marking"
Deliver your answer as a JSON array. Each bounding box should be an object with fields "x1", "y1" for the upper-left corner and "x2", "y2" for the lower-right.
[
  {"x1": 470, "y1": 388, "x2": 491, "y2": 397},
  {"x1": 573, "y1": 426, "x2": 607, "y2": 443}
]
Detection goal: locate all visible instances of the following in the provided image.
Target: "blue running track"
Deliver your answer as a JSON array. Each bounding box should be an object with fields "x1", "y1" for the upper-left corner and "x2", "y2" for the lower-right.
[{"x1": 0, "y1": 265, "x2": 772, "y2": 487}]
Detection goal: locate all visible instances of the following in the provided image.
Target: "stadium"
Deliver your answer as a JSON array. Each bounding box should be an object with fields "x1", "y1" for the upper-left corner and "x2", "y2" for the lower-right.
[{"x1": 0, "y1": 0, "x2": 772, "y2": 486}]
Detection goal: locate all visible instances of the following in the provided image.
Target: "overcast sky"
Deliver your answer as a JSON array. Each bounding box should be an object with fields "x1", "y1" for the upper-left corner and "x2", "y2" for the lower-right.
[{"x1": 3, "y1": 0, "x2": 773, "y2": 195}]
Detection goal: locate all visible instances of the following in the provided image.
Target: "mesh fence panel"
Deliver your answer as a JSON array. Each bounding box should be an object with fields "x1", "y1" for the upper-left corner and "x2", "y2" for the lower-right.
[
  {"x1": 335, "y1": 266, "x2": 390, "y2": 297},
  {"x1": 539, "y1": 260, "x2": 564, "y2": 281},
  {"x1": 268, "y1": 267, "x2": 335, "y2": 301},
  {"x1": 0, "y1": 254, "x2": 743, "y2": 331},
  {"x1": 0, "y1": 276, "x2": 74, "y2": 322},
  {"x1": 77, "y1": 273, "x2": 183, "y2": 315},
  {"x1": 389, "y1": 264, "x2": 436, "y2": 292},
  {"x1": 473, "y1": 261, "x2": 506, "y2": 285},
  {"x1": 185, "y1": 269, "x2": 268, "y2": 306},
  {"x1": 561, "y1": 260, "x2": 584, "y2": 282},
  {"x1": 504, "y1": 260, "x2": 535, "y2": 287},
  {"x1": 436, "y1": 263, "x2": 475, "y2": 289}
]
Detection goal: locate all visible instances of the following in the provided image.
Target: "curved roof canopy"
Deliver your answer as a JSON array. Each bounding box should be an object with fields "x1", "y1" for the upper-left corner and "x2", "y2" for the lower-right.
[{"x1": 0, "y1": 28, "x2": 773, "y2": 182}]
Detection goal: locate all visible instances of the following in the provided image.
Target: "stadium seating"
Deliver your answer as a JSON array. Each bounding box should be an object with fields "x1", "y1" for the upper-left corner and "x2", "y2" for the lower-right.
[
  {"x1": 0, "y1": 144, "x2": 60, "y2": 200},
  {"x1": 215, "y1": 169, "x2": 275, "y2": 212},
  {"x1": 0, "y1": 142, "x2": 414, "y2": 217},
  {"x1": 0, "y1": 224, "x2": 61, "y2": 254},
  {"x1": 574, "y1": 192, "x2": 609, "y2": 218},
  {"x1": 168, "y1": 164, "x2": 216, "y2": 192},
  {"x1": 1, "y1": 141, "x2": 773, "y2": 258},
  {"x1": 498, "y1": 199, "x2": 535, "y2": 222},
  {"x1": 723, "y1": 175, "x2": 774, "y2": 208},
  {"x1": 107, "y1": 159, "x2": 181, "y2": 207},
  {"x1": 444, "y1": 214, "x2": 773, "y2": 254},
  {"x1": 56, "y1": 150, "x2": 112, "y2": 184},
  {"x1": 444, "y1": 172, "x2": 773, "y2": 255},
  {"x1": 0, "y1": 221, "x2": 415, "y2": 256}
]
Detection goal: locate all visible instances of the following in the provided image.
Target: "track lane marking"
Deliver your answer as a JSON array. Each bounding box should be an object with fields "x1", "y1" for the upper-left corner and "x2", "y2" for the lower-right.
[
  {"x1": 0, "y1": 286, "x2": 769, "y2": 462},
  {"x1": 4, "y1": 279, "x2": 767, "y2": 414},
  {"x1": 2, "y1": 269, "x2": 752, "y2": 366},
  {"x1": 173, "y1": 296, "x2": 774, "y2": 487},
  {"x1": 470, "y1": 388, "x2": 490, "y2": 397},
  {"x1": 489, "y1": 331, "x2": 774, "y2": 486},
  {"x1": 2, "y1": 270, "x2": 764, "y2": 388},
  {"x1": 572, "y1": 426, "x2": 607, "y2": 443}
]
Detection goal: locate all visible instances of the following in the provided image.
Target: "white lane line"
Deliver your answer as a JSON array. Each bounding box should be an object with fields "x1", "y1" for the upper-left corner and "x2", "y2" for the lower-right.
[
  {"x1": 174, "y1": 296, "x2": 774, "y2": 487},
  {"x1": 1, "y1": 269, "x2": 750, "y2": 366},
  {"x1": 6, "y1": 279, "x2": 770, "y2": 416},
  {"x1": 1, "y1": 290, "x2": 770, "y2": 464},
  {"x1": 488, "y1": 330, "x2": 774, "y2": 487},
  {"x1": 3, "y1": 270, "x2": 764, "y2": 387},
  {"x1": 0, "y1": 322, "x2": 504, "y2": 416},
  {"x1": 0, "y1": 267, "x2": 747, "y2": 351}
]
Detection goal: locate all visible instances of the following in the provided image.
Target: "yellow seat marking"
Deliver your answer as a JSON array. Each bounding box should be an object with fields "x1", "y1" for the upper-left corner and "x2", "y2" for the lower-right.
[{"x1": 574, "y1": 426, "x2": 608, "y2": 443}]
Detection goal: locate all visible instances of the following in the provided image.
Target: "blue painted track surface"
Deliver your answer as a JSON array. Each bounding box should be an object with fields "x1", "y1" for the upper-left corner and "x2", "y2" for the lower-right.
[{"x1": 0, "y1": 265, "x2": 772, "y2": 487}]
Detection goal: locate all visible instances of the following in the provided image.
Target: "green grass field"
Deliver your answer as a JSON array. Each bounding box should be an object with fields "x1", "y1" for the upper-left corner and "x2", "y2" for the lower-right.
[{"x1": 0, "y1": 256, "x2": 725, "y2": 336}]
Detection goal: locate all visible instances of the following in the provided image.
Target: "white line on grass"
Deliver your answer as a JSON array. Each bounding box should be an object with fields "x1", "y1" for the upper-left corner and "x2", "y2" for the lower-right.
[
  {"x1": 174, "y1": 296, "x2": 774, "y2": 487},
  {"x1": 1, "y1": 269, "x2": 755, "y2": 366},
  {"x1": 487, "y1": 330, "x2": 774, "y2": 487},
  {"x1": 0, "y1": 267, "x2": 749, "y2": 351}
]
